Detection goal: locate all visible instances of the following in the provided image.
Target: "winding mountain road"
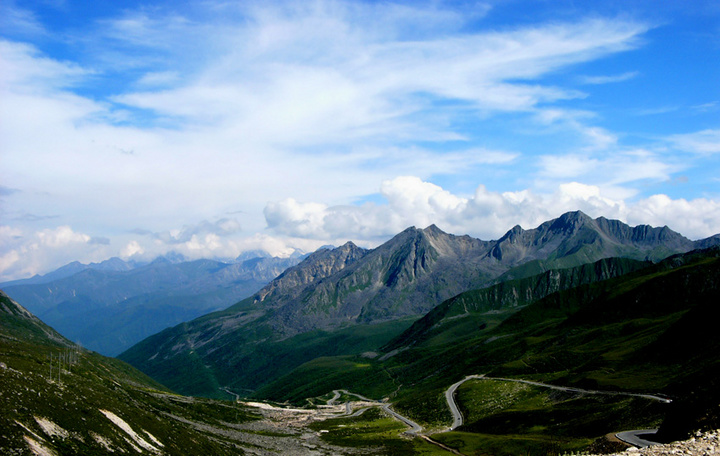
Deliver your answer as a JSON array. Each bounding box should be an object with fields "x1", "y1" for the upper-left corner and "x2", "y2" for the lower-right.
[
  {"x1": 220, "y1": 387, "x2": 240, "y2": 402},
  {"x1": 444, "y1": 375, "x2": 671, "y2": 432},
  {"x1": 445, "y1": 375, "x2": 484, "y2": 430},
  {"x1": 616, "y1": 429, "x2": 661, "y2": 448},
  {"x1": 241, "y1": 375, "x2": 666, "y2": 452},
  {"x1": 328, "y1": 389, "x2": 423, "y2": 434},
  {"x1": 382, "y1": 403, "x2": 423, "y2": 435}
]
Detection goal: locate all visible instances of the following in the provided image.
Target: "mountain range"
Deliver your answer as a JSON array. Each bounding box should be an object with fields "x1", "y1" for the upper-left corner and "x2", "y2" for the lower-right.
[
  {"x1": 119, "y1": 211, "x2": 720, "y2": 398},
  {"x1": 1, "y1": 255, "x2": 301, "y2": 355}
]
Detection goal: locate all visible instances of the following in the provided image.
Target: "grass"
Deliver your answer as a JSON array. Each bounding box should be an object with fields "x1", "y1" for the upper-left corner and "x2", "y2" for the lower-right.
[
  {"x1": 0, "y1": 334, "x2": 261, "y2": 455},
  {"x1": 309, "y1": 407, "x2": 455, "y2": 455},
  {"x1": 456, "y1": 379, "x2": 664, "y2": 438},
  {"x1": 1, "y1": 293, "x2": 274, "y2": 455},
  {"x1": 432, "y1": 431, "x2": 590, "y2": 456}
]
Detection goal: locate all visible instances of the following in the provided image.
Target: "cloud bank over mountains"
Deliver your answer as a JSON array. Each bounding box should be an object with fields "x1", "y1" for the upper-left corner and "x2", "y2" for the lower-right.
[
  {"x1": 1, "y1": 0, "x2": 719, "y2": 281},
  {"x1": 4, "y1": 177, "x2": 720, "y2": 282}
]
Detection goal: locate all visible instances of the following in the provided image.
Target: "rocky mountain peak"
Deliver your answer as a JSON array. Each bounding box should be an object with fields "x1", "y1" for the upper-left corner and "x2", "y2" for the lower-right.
[
  {"x1": 593, "y1": 216, "x2": 688, "y2": 247},
  {"x1": 500, "y1": 224, "x2": 524, "y2": 241},
  {"x1": 336, "y1": 241, "x2": 359, "y2": 252},
  {"x1": 253, "y1": 240, "x2": 368, "y2": 304},
  {"x1": 422, "y1": 224, "x2": 444, "y2": 235},
  {"x1": 547, "y1": 210, "x2": 593, "y2": 233}
]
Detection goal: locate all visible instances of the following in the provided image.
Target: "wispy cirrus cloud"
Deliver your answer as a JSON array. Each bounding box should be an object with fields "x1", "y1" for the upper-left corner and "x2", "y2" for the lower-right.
[
  {"x1": 537, "y1": 149, "x2": 677, "y2": 191},
  {"x1": 580, "y1": 71, "x2": 639, "y2": 84},
  {"x1": 0, "y1": 2, "x2": 47, "y2": 38},
  {"x1": 667, "y1": 129, "x2": 720, "y2": 154}
]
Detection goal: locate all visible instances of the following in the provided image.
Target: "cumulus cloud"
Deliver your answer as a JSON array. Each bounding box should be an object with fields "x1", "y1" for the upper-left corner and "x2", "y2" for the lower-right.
[
  {"x1": 152, "y1": 219, "x2": 242, "y2": 244},
  {"x1": 263, "y1": 177, "x2": 720, "y2": 241},
  {"x1": 0, "y1": 226, "x2": 110, "y2": 282},
  {"x1": 121, "y1": 240, "x2": 145, "y2": 258},
  {"x1": 627, "y1": 195, "x2": 720, "y2": 238}
]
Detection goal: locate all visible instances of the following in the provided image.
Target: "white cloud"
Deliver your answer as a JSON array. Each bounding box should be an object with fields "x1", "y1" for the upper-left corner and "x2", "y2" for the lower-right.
[
  {"x1": 153, "y1": 219, "x2": 242, "y2": 244},
  {"x1": 121, "y1": 240, "x2": 145, "y2": 258},
  {"x1": 264, "y1": 199, "x2": 331, "y2": 238},
  {"x1": 103, "y1": 10, "x2": 648, "y2": 142},
  {"x1": 628, "y1": 194, "x2": 720, "y2": 239},
  {"x1": 537, "y1": 149, "x2": 676, "y2": 190},
  {"x1": 0, "y1": 226, "x2": 109, "y2": 282},
  {"x1": 581, "y1": 71, "x2": 640, "y2": 84},
  {"x1": 3, "y1": 174, "x2": 720, "y2": 282},
  {"x1": 667, "y1": 129, "x2": 720, "y2": 154},
  {"x1": 36, "y1": 226, "x2": 91, "y2": 248},
  {"x1": 533, "y1": 108, "x2": 618, "y2": 151},
  {"x1": 263, "y1": 177, "x2": 720, "y2": 242},
  {"x1": 0, "y1": 3, "x2": 46, "y2": 38},
  {"x1": 0, "y1": 40, "x2": 91, "y2": 91},
  {"x1": 136, "y1": 71, "x2": 180, "y2": 87}
]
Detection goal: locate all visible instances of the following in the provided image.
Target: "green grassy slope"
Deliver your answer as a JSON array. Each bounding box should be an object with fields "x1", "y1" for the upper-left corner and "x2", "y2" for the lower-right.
[
  {"x1": 120, "y1": 311, "x2": 416, "y2": 398},
  {"x1": 382, "y1": 257, "x2": 648, "y2": 352},
  {"x1": 1, "y1": 290, "x2": 265, "y2": 455}
]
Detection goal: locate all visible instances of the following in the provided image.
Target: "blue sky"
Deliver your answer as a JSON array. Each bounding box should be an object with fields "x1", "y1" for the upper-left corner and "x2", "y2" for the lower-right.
[{"x1": 1, "y1": 0, "x2": 719, "y2": 280}]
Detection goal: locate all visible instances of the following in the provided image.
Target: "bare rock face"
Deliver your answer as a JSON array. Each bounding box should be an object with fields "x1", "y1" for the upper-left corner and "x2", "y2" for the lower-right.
[{"x1": 254, "y1": 242, "x2": 368, "y2": 305}]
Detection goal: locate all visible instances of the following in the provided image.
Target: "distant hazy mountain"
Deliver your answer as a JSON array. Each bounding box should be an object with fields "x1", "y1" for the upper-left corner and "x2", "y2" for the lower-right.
[
  {"x1": 120, "y1": 211, "x2": 720, "y2": 397},
  {"x1": 0, "y1": 257, "x2": 140, "y2": 287},
  {"x1": 1, "y1": 256, "x2": 301, "y2": 355}
]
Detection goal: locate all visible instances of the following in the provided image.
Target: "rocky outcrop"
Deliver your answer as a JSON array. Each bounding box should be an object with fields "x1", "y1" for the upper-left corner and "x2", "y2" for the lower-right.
[
  {"x1": 589, "y1": 429, "x2": 720, "y2": 455},
  {"x1": 254, "y1": 242, "x2": 368, "y2": 305}
]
